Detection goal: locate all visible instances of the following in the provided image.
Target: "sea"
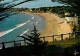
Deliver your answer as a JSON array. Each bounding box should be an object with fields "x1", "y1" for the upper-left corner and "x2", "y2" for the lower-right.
[{"x1": 0, "y1": 13, "x2": 46, "y2": 48}]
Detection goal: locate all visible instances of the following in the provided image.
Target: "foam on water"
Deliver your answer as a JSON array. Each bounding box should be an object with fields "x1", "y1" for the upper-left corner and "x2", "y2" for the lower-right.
[
  {"x1": 32, "y1": 16, "x2": 34, "y2": 19},
  {"x1": 20, "y1": 29, "x2": 29, "y2": 36},
  {"x1": 34, "y1": 21, "x2": 38, "y2": 26},
  {"x1": 0, "y1": 20, "x2": 30, "y2": 37},
  {"x1": 31, "y1": 15, "x2": 34, "y2": 19}
]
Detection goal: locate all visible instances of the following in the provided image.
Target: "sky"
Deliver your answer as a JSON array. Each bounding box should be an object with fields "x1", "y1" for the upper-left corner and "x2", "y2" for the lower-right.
[{"x1": 1, "y1": 0, "x2": 65, "y2": 8}]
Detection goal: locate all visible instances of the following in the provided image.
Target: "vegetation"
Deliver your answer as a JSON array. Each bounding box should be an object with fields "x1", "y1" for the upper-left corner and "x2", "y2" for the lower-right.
[
  {"x1": 19, "y1": 25, "x2": 47, "y2": 55},
  {"x1": 1, "y1": 37, "x2": 80, "y2": 56},
  {"x1": 57, "y1": 0, "x2": 80, "y2": 15},
  {"x1": 19, "y1": 25, "x2": 47, "y2": 46},
  {"x1": 10, "y1": 6, "x2": 75, "y2": 14},
  {"x1": 48, "y1": 37, "x2": 80, "y2": 48},
  {"x1": 59, "y1": 0, "x2": 80, "y2": 7}
]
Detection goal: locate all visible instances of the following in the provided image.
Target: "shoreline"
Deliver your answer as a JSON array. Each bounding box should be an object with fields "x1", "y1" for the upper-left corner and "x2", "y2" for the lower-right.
[
  {"x1": 12, "y1": 12, "x2": 72, "y2": 42},
  {"x1": 35, "y1": 13, "x2": 72, "y2": 41}
]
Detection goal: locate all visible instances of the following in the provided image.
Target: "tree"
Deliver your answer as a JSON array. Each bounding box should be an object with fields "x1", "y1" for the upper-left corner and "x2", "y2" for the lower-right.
[
  {"x1": 51, "y1": 0, "x2": 80, "y2": 15},
  {"x1": 19, "y1": 25, "x2": 47, "y2": 55},
  {"x1": 59, "y1": 0, "x2": 80, "y2": 7},
  {"x1": 19, "y1": 25, "x2": 46, "y2": 46},
  {"x1": 59, "y1": 0, "x2": 80, "y2": 15}
]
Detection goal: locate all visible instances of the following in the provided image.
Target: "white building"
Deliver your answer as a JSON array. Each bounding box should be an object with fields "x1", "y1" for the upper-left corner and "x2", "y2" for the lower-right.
[{"x1": 64, "y1": 13, "x2": 78, "y2": 25}]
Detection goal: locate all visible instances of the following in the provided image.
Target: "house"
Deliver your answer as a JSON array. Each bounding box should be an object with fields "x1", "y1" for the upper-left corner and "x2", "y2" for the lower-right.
[
  {"x1": 64, "y1": 12, "x2": 78, "y2": 25},
  {"x1": 29, "y1": 9, "x2": 32, "y2": 12}
]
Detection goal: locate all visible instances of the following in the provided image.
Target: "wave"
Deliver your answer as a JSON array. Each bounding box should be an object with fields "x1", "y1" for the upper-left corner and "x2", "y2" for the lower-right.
[
  {"x1": 20, "y1": 29, "x2": 29, "y2": 36},
  {"x1": 17, "y1": 20, "x2": 30, "y2": 28},
  {"x1": 35, "y1": 21, "x2": 38, "y2": 25},
  {"x1": 0, "y1": 20, "x2": 30, "y2": 37},
  {"x1": 39, "y1": 17, "x2": 41, "y2": 20},
  {"x1": 31, "y1": 15, "x2": 34, "y2": 19}
]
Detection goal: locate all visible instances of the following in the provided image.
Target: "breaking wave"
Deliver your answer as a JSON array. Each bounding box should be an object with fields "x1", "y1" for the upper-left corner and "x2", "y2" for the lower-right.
[
  {"x1": 20, "y1": 29, "x2": 29, "y2": 36},
  {"x1": 0, "y1": 20, "x2": 30, "y2": 37},
  {"x1": 31, "y1": 15, "x2": 34, "y2": 19}
]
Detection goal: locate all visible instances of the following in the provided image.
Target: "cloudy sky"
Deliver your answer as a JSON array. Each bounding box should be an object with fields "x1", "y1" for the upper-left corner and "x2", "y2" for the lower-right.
[{"x1": 1, "y1": 0, "x2": 65, "y2": 8}]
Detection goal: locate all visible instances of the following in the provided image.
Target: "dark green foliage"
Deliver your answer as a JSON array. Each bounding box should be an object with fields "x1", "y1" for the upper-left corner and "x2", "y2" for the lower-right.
[
  {"x1": 59, "y1": 0, "x2": 80, "y2": 7},
  {"x1": 1, "y1": 37, "x2": 80, "y2": 56},
  {"x1": 65, "y1": 43, "x2": 80, "y2": 56},
  {"x1": 19, "y1": 25, "x2": 46, "y2": 46},
  {"x1": 58, "y1": 0, "x2": 80, "y2": 16},
  {"x1": 2, "y1": 39, "x2": 80, "y2": 56},
  {"x1": 11, "y1": 6, "x2": 75, "y2": 15},
  {"x1": 19, "y1": 25, "x2": 47, "y2": 55},
  {"x1": 0, "y1": 45, "x2": 65, "y2": 56},
  {"x1": 48, "y1": 38, "x2": 80, "y2": 48}
]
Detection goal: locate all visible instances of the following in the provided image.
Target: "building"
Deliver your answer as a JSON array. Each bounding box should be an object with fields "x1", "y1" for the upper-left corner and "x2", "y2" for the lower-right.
[{"x1": 64, "y1": 12, "x2": 78, "y2": 25}]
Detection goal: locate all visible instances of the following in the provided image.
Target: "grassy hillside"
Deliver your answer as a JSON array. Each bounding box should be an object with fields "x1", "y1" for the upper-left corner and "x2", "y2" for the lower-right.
[{"x1": 48, "y1": 38, "x2": 80, "y2": 48}]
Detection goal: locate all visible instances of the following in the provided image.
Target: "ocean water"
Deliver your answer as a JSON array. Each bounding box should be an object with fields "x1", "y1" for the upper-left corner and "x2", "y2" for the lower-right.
[{"x1": 0, "y1": 13, "x2": 46, "y2": 43}]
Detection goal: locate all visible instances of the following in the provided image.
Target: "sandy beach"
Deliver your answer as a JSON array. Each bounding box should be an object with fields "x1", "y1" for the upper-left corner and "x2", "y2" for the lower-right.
[
  {"x1": 37, "y1": 13, "x2": 72, "y2": 42},
  {"x1": 17, "y1": 12, "x2": 72, "y2": 42}
]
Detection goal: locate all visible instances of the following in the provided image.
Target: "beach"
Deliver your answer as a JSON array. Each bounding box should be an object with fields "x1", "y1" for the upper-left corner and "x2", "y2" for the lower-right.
[
  {"x1": 12, "y1": 12, "x2": 72, "y2": 42},
  {"x1": 37, "y1": 13, "x2": 72, "y2": 42}
]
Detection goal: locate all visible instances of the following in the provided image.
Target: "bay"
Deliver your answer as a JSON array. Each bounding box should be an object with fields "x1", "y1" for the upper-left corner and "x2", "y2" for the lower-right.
[{"x1": 0, "y1": 13, "x2": 46, "y2": 42}]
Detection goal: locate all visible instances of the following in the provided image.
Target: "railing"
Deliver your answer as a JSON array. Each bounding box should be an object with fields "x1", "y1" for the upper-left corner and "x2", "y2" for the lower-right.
[
  {"x1": 0, "y1": 31, "x2": 80, "y2": 50},
  {"x1": 40, "y1": 31, "x2": 80, "y2": 42},
  {"x1": 0, "y1": 39, "x2": 26, "y2": 50}
]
